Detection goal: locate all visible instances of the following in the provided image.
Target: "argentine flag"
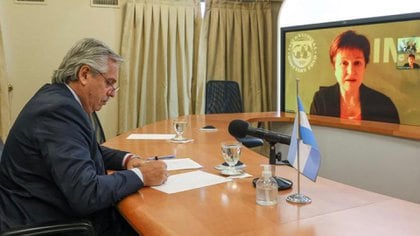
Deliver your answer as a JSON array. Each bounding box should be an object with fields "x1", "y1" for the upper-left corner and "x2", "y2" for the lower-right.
[{"x1": 287, "y1": 96, "x2": 321, "y2": 182}]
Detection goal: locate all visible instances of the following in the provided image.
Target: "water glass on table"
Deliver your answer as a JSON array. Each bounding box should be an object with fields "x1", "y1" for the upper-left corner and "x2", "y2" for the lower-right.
[
  {"x1": 170, "y1": 119, "x2": 193, "y2": 143},
  {"x1": 220, "y1": 141, "x2": 242, "y2": 176}
]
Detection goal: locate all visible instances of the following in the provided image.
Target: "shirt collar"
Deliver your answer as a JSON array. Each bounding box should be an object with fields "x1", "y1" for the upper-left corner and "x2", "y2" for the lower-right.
[{"x1": 64, "y1": 83, "x2": 82, "y2": 107}]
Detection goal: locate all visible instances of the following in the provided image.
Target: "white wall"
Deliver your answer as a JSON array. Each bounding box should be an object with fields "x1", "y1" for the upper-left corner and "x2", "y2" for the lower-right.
[
  {"x1": 279, "y1": 0, "x2": 420, "y2": 27},
  {"x1": 0, "y1": 0, "x2": 127, "y2": 139},
  {"x1": 276, "y1": 0, "x2": 420, "y2": 203}
]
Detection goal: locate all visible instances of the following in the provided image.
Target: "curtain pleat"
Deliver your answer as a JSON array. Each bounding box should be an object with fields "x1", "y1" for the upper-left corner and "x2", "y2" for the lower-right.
[
  {"x1": 0, "y1": 24, "x2": 10, "y2": 141},
  {"x1": 119, "y1": 0, "x2": 201, "y2": 132},
  {"x1": 197, "y1": 0, "x2": 274, "y2": 113},
  {"x1": 120, "y1": 0, "x2": 278, "y2": 131}
]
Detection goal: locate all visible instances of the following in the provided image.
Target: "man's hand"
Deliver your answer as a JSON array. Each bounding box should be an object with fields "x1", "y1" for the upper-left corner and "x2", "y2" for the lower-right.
[
  {"x1": 138, "y1": 161, "x2": 168, "y2": 186},
  {"x1": 126, "y1": 156, "x2": 146, "y2": 169}
]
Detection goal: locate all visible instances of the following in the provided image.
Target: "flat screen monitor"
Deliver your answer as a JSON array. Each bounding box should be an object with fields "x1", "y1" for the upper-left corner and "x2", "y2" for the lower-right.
[{"x1": 280, "y1": 12, "x2": 420, "y2": 126}]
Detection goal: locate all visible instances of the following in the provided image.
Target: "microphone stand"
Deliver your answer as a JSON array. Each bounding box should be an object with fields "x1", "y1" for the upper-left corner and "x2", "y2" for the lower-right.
[
  {"x1": 268, "y1": 141, "x2": 291, "y2": 166},
  {"x1": 255, "y1": 141, "x2": 293, "y2": 191}
]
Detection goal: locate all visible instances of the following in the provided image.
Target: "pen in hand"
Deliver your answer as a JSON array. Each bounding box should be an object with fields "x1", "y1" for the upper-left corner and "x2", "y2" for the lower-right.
[{"x1": 146, "y1": 155, "x2": 176, "y2": 161}]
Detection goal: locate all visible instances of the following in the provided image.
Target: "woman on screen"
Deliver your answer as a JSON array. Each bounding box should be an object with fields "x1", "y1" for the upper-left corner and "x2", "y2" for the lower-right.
[{"x1": 310, "y1": 30, "x2": 400, "y2": 123}]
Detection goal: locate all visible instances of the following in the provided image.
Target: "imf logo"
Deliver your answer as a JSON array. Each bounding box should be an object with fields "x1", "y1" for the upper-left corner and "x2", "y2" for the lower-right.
[{"x1": 287, "y1": 33, "x2": 318, "y2": 73}]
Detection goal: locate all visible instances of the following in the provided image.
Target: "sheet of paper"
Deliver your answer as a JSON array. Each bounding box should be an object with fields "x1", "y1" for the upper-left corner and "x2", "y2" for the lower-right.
[
  {"x1": 126, "y1": 133, "x2": 175, "y2": 140},
  {"x1": 163, "y1": 158, "x2": 203, "y2": 171},
  {"x1": 226, "y1": 172, "x2": 253, "y2": 179},
  {"x1": 152, "y1": 170, "x2": 231, "y2": 194}
]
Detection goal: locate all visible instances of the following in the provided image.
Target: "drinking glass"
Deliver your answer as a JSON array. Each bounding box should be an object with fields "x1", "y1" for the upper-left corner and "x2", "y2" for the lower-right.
[
  {"x1": 172, "y1": 119, "x2": 188, "y2": 141},
  {"x1": 221, "y1": 141, "x2": 242, "y2": 175}
]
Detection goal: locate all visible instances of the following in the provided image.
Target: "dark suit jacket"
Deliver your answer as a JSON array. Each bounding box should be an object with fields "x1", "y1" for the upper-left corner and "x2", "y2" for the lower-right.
[
  {"x1": 403, "y1": 62, "x2": 420, "y2": 69},
  {"x1": 310, "y1": 83, "x2": 400, "y2": 124},
  {"x1": 0, "y1": 83, "x2": 142, "y2": 232}
]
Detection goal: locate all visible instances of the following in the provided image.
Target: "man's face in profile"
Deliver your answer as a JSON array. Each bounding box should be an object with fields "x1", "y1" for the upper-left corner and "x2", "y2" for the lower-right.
[
  {"x1": 333, "y1": 48, "x2": 366, "y2": 93},
  {"x1": 83, "y1": 61, "x2": 119, "y2": 113}
]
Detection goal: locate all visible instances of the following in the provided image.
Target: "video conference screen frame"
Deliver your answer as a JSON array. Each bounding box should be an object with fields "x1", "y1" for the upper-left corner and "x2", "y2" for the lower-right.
[{"x1": 280, "y1": 12, "x2": 420, "y2": 126}]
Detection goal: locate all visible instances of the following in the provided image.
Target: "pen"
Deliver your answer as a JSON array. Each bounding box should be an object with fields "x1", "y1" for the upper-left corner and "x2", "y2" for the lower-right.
[{"x1": 146, "y1": 155, "x2": 176, "y2": 160}]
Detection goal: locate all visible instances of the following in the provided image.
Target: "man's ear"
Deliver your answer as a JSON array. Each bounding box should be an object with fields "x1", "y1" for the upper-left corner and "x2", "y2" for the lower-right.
[{"x1": 78, "y1": 65, "x2": 90, "y2": 86}]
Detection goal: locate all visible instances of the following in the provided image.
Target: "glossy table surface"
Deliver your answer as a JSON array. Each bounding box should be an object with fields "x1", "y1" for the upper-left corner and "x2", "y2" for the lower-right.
[{"x1": 104, "y1": 112, "x2": 420, "y2": 236}]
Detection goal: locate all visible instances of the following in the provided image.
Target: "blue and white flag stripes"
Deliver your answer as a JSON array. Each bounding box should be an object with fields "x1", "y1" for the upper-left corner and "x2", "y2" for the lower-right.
[{"x1": 287, "y1": 96, "x2": 321, "y2": 182}]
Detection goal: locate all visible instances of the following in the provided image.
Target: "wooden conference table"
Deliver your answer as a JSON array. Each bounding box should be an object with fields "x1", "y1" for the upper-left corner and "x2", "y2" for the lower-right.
[{"x1": 104, "y1": 112, "x2": 420, "y2": 236}]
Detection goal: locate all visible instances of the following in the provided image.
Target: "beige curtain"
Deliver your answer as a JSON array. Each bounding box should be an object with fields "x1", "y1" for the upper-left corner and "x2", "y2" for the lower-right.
[
  {"x1": 0, "y1": 24, "x2": 10, "y2": 141},
  {"x1": 196, "y1": 0, "x2": 275, "y2": 113},
  {"x1": 119, "y1": 0, "x2": 202, "y2": 132}
]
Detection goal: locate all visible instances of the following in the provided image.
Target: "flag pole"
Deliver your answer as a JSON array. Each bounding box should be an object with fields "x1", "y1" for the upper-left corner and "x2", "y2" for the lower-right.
[{"x1": 286, "y1": 78, "x2": 312, "y2": 204}]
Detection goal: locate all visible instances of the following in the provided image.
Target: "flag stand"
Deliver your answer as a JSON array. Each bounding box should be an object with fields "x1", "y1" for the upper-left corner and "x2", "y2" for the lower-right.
[{"x1": 286, "y1": 78, "x2": 312, "y2": 204}]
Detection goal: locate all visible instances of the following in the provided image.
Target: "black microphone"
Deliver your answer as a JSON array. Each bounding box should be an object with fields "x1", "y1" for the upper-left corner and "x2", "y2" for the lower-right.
[
  {"x1": 228, "y1": 119, "x2": 291, "y2": 144},
  {"x1": 228, "y1": 119, "x2": 293, "y2": 191}
]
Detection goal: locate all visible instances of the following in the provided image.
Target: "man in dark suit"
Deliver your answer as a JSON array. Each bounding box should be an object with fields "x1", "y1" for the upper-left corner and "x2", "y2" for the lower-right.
[
  {"x1": 0, "y1": 38, "x2": 168, "y2": 235},
  {"x1": 403, "y1": 53, "x2": 420, "y2": 69}
]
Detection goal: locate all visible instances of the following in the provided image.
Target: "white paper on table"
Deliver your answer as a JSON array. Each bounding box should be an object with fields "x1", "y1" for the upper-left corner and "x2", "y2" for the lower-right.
[
  {"x1": 163, "y1": 158, "x2": 203, "y2": 171},
  {"x1": 226, "y1": 172, "x2": 253, "y2": 179},
  {"x1": 126, "y1": 134, "x2": 175, "y2": 140},
  {"x1": 152, "y1": 170, "x2": 231, "y2": 194}
]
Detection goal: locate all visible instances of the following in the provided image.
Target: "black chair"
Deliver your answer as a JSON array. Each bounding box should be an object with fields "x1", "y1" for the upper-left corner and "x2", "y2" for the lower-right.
[
  {"x1": 205, "y1": 80, "x2": 264, "y2": 148},
  {"x1": 1, "y1": 220, "x2": 95, "y2": 236},
  {"x1": 92, "y1": 111, "x2": 106, "y2": 144}
]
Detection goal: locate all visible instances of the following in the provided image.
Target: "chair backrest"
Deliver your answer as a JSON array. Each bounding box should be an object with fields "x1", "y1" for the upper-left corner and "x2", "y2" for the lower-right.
[
  {"x1": 91, "y1": 112, "x2": 106, "y2": 144},
  {"x1": 205, "y1": 80, "x2": 243, "y2": 114}
]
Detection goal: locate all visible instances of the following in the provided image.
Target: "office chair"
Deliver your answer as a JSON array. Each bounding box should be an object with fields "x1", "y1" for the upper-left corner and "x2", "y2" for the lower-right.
[
  {"x1": 92, "y1": 111, "x2": 106, "y2": 144},
  {"x1": 205, "y1": 80, "x2": 264, "y2": 148},
  {"x1": 0, "y1": 220, "x2": 95, "y2": 236}
]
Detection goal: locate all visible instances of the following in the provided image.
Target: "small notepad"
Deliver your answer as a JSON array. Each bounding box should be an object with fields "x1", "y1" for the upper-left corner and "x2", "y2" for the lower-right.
[
  {"x1": 126, "y1": 134, "x2": 175, "y2": 140},
  {"x1": 163, "y1": 158, "x2": 202, "y2": 171},
  {"x1": 152, "y1": 170, "x2": 231, "y2": 194}
]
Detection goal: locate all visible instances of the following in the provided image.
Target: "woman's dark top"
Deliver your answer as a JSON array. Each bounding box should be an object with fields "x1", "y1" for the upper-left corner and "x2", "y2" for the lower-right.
[{"x1": 310, "y1": 83, "x2": 400, "y2": 124}]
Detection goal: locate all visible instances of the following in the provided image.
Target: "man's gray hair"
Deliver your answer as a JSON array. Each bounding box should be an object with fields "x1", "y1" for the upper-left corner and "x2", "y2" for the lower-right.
[{"x1": 52, "y1": 38, "x2": 123, "y2": 84}]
